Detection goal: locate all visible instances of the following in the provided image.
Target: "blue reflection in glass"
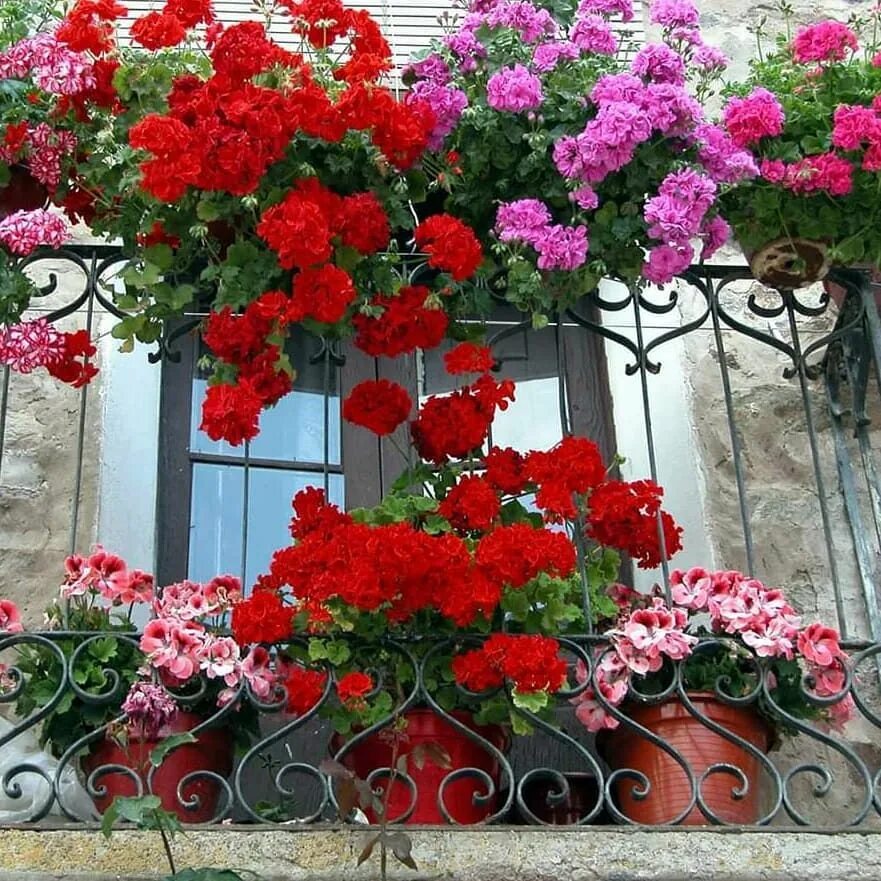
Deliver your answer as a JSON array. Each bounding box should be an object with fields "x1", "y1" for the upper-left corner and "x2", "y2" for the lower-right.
[{"x1": 188, "y1": 464, "x2": 344, "y2": 589}]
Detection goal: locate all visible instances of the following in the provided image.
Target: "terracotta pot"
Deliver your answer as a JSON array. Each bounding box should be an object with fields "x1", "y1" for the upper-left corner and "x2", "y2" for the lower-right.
[
  {"x1": 0, "y1": 165, "x2": 48, "y2": 221},
  {"x1": 745, "y1": 237, "x2": 829, "y2": 289},
  {"x1": 332, "y1": 709, "x2": 508, "y2": 825},
  {"x1": 823, "y1": 268, "x2": 881, "y2": 311},
  {"x1": 518, "y1": 771, "x2": 609, "y2": 825},
  {"x1": 600, "y1": 694, "x2": 771, "y2": 825},
  {"x1": 82, "y1": 711, "x2": 234, "y2": 824}
]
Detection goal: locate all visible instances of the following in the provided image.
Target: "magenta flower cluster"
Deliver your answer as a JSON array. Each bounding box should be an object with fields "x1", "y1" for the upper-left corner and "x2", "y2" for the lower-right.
[
  {"x1": 408, "y1": 81, "x2": 469, "y2": 150},
  {"x1": 722, "y1": 87, "x2": 785, "y2": 148},
  {"x1": 121, "y1": 682, "x2": 179, "y2": 741},
  {"x1": 495, "y1": 198, "x2": 589, "y2": 270},
  {"x1": 486, "y1": 63, "x2": 544, "y2": 112},
  {"x1": 791, "y1": 19, "x2": 858, "y2": 64}
]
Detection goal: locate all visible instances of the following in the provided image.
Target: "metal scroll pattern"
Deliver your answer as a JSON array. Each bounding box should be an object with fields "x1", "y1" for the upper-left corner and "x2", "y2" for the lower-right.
[{"x1": 0, "y1": 631, "x2": 880, "y2": 827}]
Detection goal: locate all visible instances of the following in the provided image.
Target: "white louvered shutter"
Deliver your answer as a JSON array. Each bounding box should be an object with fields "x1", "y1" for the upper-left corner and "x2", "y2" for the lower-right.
[{"x1": 120, "y1": 1, "x2": 645, "y2": 68}]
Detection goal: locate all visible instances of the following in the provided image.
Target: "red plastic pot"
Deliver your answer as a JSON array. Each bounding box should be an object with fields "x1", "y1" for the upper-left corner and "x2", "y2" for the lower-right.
[
  {"x1": 0, "y1": 165, "x2": 48, "y2": 221},
  {"x1": 332, "y1": 709, "x2": 508, "y2": 825},
  {"x1": 600, "y1": 694, "x2": 771, "y2": 825},
  {"x1": 82, "y1": 712, "x2": 233, "y2": 824}
]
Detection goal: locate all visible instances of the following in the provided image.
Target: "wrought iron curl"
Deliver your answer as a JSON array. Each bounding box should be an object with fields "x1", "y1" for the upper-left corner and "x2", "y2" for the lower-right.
[{"x1": 760, "y1": 667, "x2": 873, "y2": 826}]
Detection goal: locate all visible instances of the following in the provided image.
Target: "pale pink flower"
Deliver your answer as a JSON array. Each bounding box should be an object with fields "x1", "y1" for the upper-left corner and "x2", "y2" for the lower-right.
[
  {"x1": 613, "y1": 600, "x2": 697, "y2": 674},
  {"x1": 0, "y1": 600, "x2": 23, "y2": 633},
  {"x1": 141, "y1": 618, "x2": 206, "y2": 683},
  {"x1": 797, "y1": 623, "x2": 844, "y2": 668},
  {"x1": 198, "y1": 635, "x2": 242, "y2": 686},
  {"x1": 241, "y1": 645, "x2": 276, "y2": 699},
  {"x1": 741, "y1": 616, "x2": 798, "y2": 659},
  {"x1": 669, "y1": 567, "x2": 711, "y2": 611},
  {"x1": 203, "y1": 575, "x2": 243, "y2": 612}
]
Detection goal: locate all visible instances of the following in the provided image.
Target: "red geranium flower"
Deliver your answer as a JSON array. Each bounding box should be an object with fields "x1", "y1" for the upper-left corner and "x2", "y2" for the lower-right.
[
  {"x1": 452, "y1": 634, "x2": 567, "y2": 695},
  {"x1": 283, "y1": 663, "x2": 328, "y2": 715},
  {"x1": 199, "y1": 381, "x2": 263, "y2": 446},
  {"x1": 443, "y1": 342, "x2": 494, "y2": 375},
  {"x1": 437, "y1": 475, "x2": 501, "y2": 531},
  {"x1": 46, "y1": 331, "x2": 98, "y2": 388},
  {"x1": 257, "y1": 191, "x2": 332, "y2": 270},
  {"x1": 353, "y1": 285, "x2": 448, "y2": 358},
  {"x1": 483, "y1": 446, "x2": 528, "y2": 495},
  {"x1": 336, "y1": 671, "x2": 374, "y2": 706},
  {"x1": 525, "y1": 436, "x2": 606, "y2": 521},
  {"x1": 343, "y1": 379, "x2": 412, "y2": 436},
  {"x1": 587, "y1": 479, "x2": 683, "y2": 569},
  {"x1": 231, "y1": 590, "x2": 293, "y2": 645},
  {"x1": 476, "y1": 524, "x2": 576, "y2": 588},
  {"x1": 337, "y1": 192, "x2": 389, "y2": 254},
  {"x1": 289, "y1": 486, "x2": 352, "y2": 540},
  {"x1": 130, "y1": 11, "x2": 186, "y2": 49},
  {"x1": 289, "y1": 264, "x2": 356, "y2": 324},
  {"x1": 414, "y1": 214, "x2": 483, "y2": 281}
]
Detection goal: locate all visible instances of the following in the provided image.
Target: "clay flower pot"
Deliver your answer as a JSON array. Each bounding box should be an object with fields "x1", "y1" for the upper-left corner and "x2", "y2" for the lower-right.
[
  {"x1": 745, "y1": 237, "x2": 829, "y2": 289},
  {"x1": 0, "y1": 165, "x2": 48, "y2": 221},
  {"x1": 82, "y1": 711, "x2": 234, "y2": 824},
  {"x1": 600, "y1": 693, "x2": 771, "y2": 825},
  {"x1": 332, "y1": 708, "x2": 508, "y2": 825}
]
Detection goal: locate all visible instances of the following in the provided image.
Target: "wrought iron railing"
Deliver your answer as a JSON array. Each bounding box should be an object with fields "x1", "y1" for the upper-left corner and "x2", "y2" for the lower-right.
[
  {"x1": 1, "y1": 248, "x2": 881, "y2": 827},
  {"x1": 0, "y1": 631, "x2": 878, "y2": 827}
]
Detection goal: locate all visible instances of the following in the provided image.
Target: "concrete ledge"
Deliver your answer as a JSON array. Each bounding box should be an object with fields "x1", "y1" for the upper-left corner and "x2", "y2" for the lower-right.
[{"x1": 3, "y1": 826, "x2": 881, "y2": 881}]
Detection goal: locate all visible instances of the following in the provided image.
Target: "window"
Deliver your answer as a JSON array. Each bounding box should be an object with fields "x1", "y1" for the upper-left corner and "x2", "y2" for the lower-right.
[{"x1": 155, "y1": 310, "x2": 618, "y2": 587}]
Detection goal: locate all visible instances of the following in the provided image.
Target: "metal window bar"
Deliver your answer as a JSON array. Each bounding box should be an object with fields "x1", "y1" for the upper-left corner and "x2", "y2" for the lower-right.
[{"x1": 2, "y1": 248, "x2": 881, "y2": 827}]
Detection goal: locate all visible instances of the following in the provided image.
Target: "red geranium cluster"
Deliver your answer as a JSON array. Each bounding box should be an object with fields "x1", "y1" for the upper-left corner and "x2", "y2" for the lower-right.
[
  {"x1": 587, "y1": 479, "x2": 683, "y2": 569},
  {"x1": 57, "y1": 0, "x2": 126, "y2": 55},
  {"x1": 352, "y1": 285, "x2": 448, "y2": 357},
  {"x1": 414, "y1": 215, "x2": 484, "y2": 281},
  {"x1": 199, "y1": 293, "x2": 294, "y2": 445},
  {"x1": 451, "y1": 634, "x2": 568, "y2": 695},
  {"x1": 342, "y1": 379, "x2": 412, "y2": 437},
  {"x1": 230, "y1": 588, "x2": 294, "y2": 645},
  {"x1": 127, "y1": 0, "x2": 437, "y2": 202}
]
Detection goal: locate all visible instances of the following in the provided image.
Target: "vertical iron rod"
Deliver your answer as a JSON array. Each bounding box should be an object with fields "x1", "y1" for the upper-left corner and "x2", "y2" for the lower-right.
[
  {"x1": 786, "y1": 295, "x2": 848, "y2": 638},
  {"x1": 240, "y1": 440, "x2": 251, "y2": 589},
  {"x1": 631, "y1": 293, "x2": 671, "y2": 597},
  {"x1": 0, "y1": 366, "x2": 9, "y2": 481},
  {"x1": 708, "y1": 275, "x2": 756, "y2": 575}
]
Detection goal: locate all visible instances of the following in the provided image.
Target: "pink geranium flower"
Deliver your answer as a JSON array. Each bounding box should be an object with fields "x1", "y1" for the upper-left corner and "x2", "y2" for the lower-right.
[
  {"x1": 241, "y1": 645, "x2": 277, "y2": 699},
  {"x1": 797, "y1": 623, "x2": 844, "y2": 668},
  {"x1": 0, "y1": 600, "x2": 23, "y2": 633}
]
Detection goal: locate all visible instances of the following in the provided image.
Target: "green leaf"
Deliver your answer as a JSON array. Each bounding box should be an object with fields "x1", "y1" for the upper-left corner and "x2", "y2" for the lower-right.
[
  {"x1": 511, "y1": 689, "x2": 549, "y2": 713},
  {"x1": 150, "y1": 732, "x2": 197, "y2": 768}
]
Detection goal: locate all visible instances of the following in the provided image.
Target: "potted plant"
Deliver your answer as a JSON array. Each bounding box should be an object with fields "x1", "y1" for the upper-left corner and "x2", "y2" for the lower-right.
[
  {"x1": 719, "y1": 6, "x2": 881, "y2": 288},
  {"x1": 225, "y1": 342, "x2": 683, "y2": 824},
  {"x1": 0, "y1": 548, "x2": 273, "y2": 822},
  {"x1": 573, "y1": 567, "x2": 855, "y2": 825},
  {"x1": 403, "y1": 0, "x2": 749, "y2": 321}
]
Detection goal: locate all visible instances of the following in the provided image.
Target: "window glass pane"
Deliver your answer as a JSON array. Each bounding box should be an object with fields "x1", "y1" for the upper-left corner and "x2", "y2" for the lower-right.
[
  {"x1": 421, "y1": 327, "x2": 564, "y2": 452},
  {"x1": 189, "y1": 328, "x2": 341, "y2": 464},
  {"x1": 189, "y1": 382, "x2": 341, "y2": 464},
  {"x1": 244, "y1": 469, "x2": 344, "y2": 588},
  {"x1": 188, "y1": 463, "x2": 245, "y2": 584},
  {"x1": 187, "y1": 463, "x2": 344, "y2": 588}
]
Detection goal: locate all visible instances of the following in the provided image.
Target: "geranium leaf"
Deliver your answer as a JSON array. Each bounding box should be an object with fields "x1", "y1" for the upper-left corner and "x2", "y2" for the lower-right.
[
  {"x1": 357, "y1": 834, "x2": 381, "y2": 866},
  {"x1": 150, "y1": 732, "x2": 197, "y2": 767}
]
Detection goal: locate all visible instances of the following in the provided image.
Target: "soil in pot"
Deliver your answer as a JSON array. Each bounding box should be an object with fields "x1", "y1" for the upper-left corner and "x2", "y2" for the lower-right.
[
  {"x1": 82, "y1": 711, "x2": 234, "y2": 823},
  {"x1": 600, "y1": 694, "x2": 772, "y2": 825},
  {"x1": 745, "y1": 237, "x2": 829, "y2": 290},
  {"x1": 332, "y1": 708, "x2": 508, "y2": 825}
]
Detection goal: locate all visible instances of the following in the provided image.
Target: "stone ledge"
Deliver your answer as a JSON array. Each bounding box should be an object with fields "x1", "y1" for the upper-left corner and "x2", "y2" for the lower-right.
[{"x1": 2, "y1": 826, "x2": 881, "y2": 881}]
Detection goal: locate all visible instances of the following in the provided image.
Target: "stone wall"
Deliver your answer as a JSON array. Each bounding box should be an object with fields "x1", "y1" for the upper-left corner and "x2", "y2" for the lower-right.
[{"x1": 0, "y1": 239, "x2": 108, "y2": 622}]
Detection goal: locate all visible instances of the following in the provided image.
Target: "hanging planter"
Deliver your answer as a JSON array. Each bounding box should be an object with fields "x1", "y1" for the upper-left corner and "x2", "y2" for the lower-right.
[
  {"x1": 600, "y1": 693, "x2": 771, "y2": 825},
  {"x1": 82, "y1": 712, "x2": 234, "y2": 824},
  {"x1": 744, "y1": 237, "x2": 830, "y2": 290},
  {"x1": 331, "y1": 709, "x2": 509, "y2": 825},
  {"x1": 0, "y1": 165, "x2": 48, "y2": 222}
]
